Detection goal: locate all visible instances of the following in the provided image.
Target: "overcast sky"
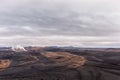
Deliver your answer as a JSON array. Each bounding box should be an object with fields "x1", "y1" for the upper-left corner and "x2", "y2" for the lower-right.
[{"x1": 0, "y1": 0, "x2": 120, "y2": 47}]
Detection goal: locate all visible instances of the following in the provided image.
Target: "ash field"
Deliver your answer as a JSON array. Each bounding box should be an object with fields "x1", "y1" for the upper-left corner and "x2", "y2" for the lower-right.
[{"x1": 0, "y1": 46, "x2": 120, "y2": 80}]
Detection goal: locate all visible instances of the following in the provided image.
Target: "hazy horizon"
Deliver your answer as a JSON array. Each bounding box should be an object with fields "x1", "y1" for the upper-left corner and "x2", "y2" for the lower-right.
[{"x1": 0, "y1": 0, "x2": 120, "y2": 47}]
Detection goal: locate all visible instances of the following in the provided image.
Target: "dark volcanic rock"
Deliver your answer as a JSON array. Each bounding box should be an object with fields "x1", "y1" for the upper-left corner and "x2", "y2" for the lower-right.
[
  {"x1": 0, "y1": 50, "x2": 120, "y2": 80},
  {"x1": 0, "y1": 51, "x2": 86, "y2": 80}
]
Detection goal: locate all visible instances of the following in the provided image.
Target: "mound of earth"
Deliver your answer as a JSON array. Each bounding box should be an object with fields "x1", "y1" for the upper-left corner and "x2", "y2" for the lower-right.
[{"x1": 0, "y1": 60, "x2": 11, "y2": 71}]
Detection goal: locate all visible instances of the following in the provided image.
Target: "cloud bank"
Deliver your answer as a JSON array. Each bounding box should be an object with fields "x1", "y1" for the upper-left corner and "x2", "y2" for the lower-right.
[{"x1": 0, "y1": 0, "x2": 120, "y2": 47}]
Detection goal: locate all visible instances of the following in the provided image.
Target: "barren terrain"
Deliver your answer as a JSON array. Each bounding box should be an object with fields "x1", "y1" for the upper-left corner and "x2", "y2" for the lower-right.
[{"x1": 0, "y1": 47, "x2": 120, "y2": 80}]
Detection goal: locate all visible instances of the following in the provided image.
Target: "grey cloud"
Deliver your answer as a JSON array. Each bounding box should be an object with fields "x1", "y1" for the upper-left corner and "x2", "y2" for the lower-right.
[
  {"x1": 0, "y1": 11, "x2": 119, "y2": 36},
  {"x1": 0, "y1": 0, "x2": 120, "y2": 46},
  {"x1": 0, "y1": 36, "x2": 120, "y2": 47}
]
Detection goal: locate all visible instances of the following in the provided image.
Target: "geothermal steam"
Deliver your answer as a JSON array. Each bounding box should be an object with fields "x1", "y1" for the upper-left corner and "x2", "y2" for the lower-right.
[{"x1": 11, "y1": 45, "x2": 27, "y2": 52}]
